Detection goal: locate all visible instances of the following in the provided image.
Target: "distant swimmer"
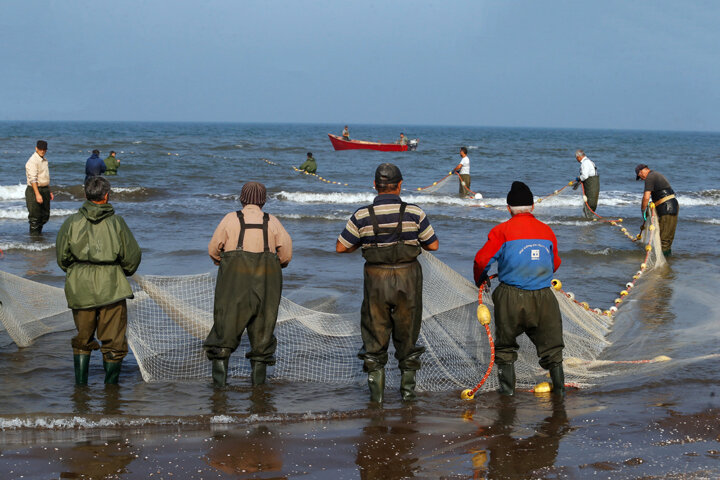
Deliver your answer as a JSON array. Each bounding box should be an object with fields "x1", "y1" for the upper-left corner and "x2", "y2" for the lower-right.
[
  {"x1": 104, "y1": 151, "x2": 120, "y2": 175},
  {"x1": 395, "y1": 133, "x2": 408, "y2": 146},
  {"x1": 204, "y1": 182, "x2": 293, "y2": 387},
  {"x1": 336, "y1": 163, "x2": 439, "y2": 403},
  {"x1": 572, "y1": 149, "x2": 599, "y2": 218},
  {"x1": 85, "y1": 149, "x2": 106, "y2": 184},
  {"x1": 454, "y1": 147, "x2": 472, "y2": 198},
  {"x1": 56, "y1": 177, "x2": 142, "y2": 385},
  {"x1": 25, "y1": 140, "x2": 53, "y2": 236},
  {"x1": 473, "y1": 181, "x2": 565, "y2": 396},
  {"x1": 299, "y1": 152, "x2": 317, "y2": 174},
  {"x1": 342, "y1": 125, "x2": 350, "y2": 140},
  {"x1": 635, "y1": 164, "x2": 678, "y2": 256}
]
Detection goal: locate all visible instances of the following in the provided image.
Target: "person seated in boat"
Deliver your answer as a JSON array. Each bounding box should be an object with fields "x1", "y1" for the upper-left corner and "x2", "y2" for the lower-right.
[
  {"x1": 395, "y1": 133, "x2": 408, "y2": 146},
  {"x1": 299, "y1": 152, "x2": 317, "y2": 174},
  {"x1": 342, "y1": 126, "x2": 350, "y2": 141}
]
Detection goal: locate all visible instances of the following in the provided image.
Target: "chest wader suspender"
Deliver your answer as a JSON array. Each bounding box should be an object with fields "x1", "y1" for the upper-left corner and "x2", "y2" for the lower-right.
[
  {"x1": 367, "y1": 202, "x2": 407, "y2": 247},
  {"x1": 363, "y1": 203, "x2": 421, "y2": 265},
  {"x1": 237, "y1": 211, "x2": 271, "y2": 252}
]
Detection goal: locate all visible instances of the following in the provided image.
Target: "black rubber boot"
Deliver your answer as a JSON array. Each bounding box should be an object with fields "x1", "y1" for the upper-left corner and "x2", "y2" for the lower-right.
[
  {"x1": 497, "y1": 363, "x2": 515, "y2": 396},
  {"x1": 251, "y1": 361, "x2": 266, "y2": 386},
  {"x1": 368, "y1": 369, "x2": 385, "y2": 403},
  {"x1": 103, "y1": 361, "x2": 122, "y2": 384},
  {"x1": 549, "y1": 363, "x2": 565, "y2": 396},
  {"x1": 211, "y1": 359, "x2": 229, "y2": 387},
  {"x1": 662, "y1": 249, "x2": 672, "y2": 257},
  {"x1": 400, "y1": 370, "x2": 417, "y2": 401},
  {"x1": 74, "y1": 354, "x2": 90, "y2": 385}
]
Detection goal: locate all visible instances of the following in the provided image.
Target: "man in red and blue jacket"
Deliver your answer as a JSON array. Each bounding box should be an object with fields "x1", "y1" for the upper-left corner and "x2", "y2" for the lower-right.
[{"x1": 473, "y1": 181, "x2": 565, "y2": 396}]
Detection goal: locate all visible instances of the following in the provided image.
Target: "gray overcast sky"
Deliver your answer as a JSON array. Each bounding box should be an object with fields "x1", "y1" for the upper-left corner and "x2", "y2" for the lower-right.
[{"x1": 1, "y1": 0, "x2": 718, "y2": 131}]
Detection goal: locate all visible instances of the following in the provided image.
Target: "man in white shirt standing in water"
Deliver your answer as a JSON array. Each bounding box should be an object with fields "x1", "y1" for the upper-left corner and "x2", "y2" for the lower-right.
[
  {"x1": 454, "y1": 147, "x2": 471, "y2": 198},
  {"x1": 572, "y1": 149, "x2": 599, "y2": 218}
]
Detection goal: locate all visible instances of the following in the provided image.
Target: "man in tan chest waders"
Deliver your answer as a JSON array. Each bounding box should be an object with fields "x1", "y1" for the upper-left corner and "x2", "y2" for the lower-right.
[
  {"x1": 336, "y1": 163, "x2": 439, "y2": 403},
  {"x1": 204, "y1": 182, "x2": 293, "y2": 387}
]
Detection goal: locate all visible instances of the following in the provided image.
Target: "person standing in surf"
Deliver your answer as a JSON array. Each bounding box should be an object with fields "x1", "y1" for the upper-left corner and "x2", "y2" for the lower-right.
[
  {"x1": 454, "y1": 147, "x2": 472, "y2": 198},
  {"x1": 473, "y1": 181, "x2": 565, "y2": 396},
  {"x1": 572, "y1": 149, "x2": 599, "y2": 218},
  {"x1": 25, "y1": 140, "x2": 53, "y2": 236},
  {"x1": 56, "y1": 176, "x2": 142, "y2": 385},
  {"x1": 84, "y1": 149, "x2": 106, "y2": 184},
  {"x1": 635, "y1": 164, "x2": 679, "y2": 256},
  {"x1": 204, "y1": 181, "x2": 292, "y2": 387},
  {"x1": 336, "y1": 163, "x2": 439, "y2": 403},
  {"x1": 104, "y1": 151, "x2": 120, "y2": 175}
]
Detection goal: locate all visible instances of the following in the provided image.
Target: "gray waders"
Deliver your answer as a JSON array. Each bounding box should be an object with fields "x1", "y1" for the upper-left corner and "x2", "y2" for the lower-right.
[
  {"x1": 203, "y1": 212, "x2": 282, "y2": 387},
  {"x1": 359, "y1": 203, "x2": 425, "y2": 402}
]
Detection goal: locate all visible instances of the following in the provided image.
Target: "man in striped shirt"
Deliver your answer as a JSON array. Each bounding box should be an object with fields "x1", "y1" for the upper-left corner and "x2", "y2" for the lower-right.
[{"x1": 336, "y1": 163, "x2": 438, "y2": 403}]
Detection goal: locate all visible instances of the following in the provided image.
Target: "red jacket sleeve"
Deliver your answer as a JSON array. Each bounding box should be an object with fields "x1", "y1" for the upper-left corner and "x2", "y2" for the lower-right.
[{"x1": 473, "y1": 226, "x2": 504, "y2": 284}]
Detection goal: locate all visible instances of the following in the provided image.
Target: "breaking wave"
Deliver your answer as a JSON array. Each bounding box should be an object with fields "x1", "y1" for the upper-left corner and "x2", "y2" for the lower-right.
[
  {"x1": 0, "y1": 207, "x2": 75, "y2": 220},
  {"x1": 0, "y1": 242, "x2": 55, "y2": 252}
]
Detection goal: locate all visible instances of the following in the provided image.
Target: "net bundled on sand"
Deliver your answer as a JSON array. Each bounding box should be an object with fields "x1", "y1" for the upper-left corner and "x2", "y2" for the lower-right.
[{"x1": 0, "y1": 212, "x2": 666, "y2": 392}]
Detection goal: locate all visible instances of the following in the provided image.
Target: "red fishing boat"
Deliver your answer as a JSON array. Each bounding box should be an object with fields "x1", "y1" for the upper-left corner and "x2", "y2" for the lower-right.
[{"x1": 327, "y1": 134, "x2": 418, "y2": 152}]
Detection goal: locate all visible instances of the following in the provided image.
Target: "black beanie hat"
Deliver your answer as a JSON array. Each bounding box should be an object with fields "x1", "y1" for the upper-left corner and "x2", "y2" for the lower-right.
[{"x1": 506, "y1": 181, "x2": 534, "y2": 206}]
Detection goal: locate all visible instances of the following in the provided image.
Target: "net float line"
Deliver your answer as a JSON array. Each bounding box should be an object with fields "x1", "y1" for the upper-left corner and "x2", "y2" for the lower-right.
[
  {"x1": 261, "y1": 157, "x2": 352, "y2": 186},
  {"x1": 461, "y1": 275, "x2": 497, "y2": 400},
  {"x1": 415, "y1": 171, "x2": 455, "y2": 192}
]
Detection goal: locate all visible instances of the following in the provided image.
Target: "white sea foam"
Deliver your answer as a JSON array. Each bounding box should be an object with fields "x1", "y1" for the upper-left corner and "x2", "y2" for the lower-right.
[
  {"x1": 277, "y1": 213, "x2": 346, "y2": 221},
  {"x1": 0, "y1": 242, "x2": 54, "y2": 252},
  {"x1": 0, "y1": 207, "x2": 75, "y2": 220},
  {"x1": 111, "y1": 186, "x2": 144, "y2": 193},
  {"x1": 699, "y1": 218, "x2": 720, "y2": 225},
  {"x1": 0, "y1": 184, "x2": 26, "y2": 201},
  {"x1": 275, "y1": 191, "x2": 488, "y2": 207}
]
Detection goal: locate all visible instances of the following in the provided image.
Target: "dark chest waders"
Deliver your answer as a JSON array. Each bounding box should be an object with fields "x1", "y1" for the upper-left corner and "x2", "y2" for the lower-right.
[
  {"x1": 358, "y1": 202, "x2": 425, "y2": 401},
  {"x1": 204, "y1": 211, "x2": 282, "y2": 372}
]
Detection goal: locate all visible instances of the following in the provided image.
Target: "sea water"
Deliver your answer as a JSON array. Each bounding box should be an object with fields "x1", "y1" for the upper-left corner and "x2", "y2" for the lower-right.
[{"x1": 0, "y1": 122, "x2": 718, "y2": 478}]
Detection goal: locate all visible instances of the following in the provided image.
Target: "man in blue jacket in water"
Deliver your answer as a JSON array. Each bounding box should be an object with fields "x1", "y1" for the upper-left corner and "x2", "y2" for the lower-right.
[
  {"x1": 85, "y1": 149, "x2": 106, "y2": 184},
  {"x1": 473, "y1": 181, "x2": 565, "y2": 396}
]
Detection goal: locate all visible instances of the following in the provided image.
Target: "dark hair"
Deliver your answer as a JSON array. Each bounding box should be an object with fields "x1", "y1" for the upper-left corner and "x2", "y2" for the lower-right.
[
  {"x1": 92, "y1": 149, "x2": 100, "y2": 155},
  {"x1": 460, "y1": 147, "x2": 468, "y2": 154},
  {"x1": 376, "y1": 182, "x2": 399, "y2": 193},
  {"x1": 307, "y1": 152, "x2": 312, "y2": 157},
  {"x1": 36, "y1": 140, "x2": 48, "y2": 150},
  {"x1": 110, "y1": 151, "x2": 116, "y2": 155},
  {"x1": 85, "y1": 176, "x2": 111, "y2": 202}
]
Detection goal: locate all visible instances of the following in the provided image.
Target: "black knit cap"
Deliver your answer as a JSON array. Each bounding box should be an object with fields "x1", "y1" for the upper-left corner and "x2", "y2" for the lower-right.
[
  {"x1": 240, "y1": 181, "x2": 266, "y2": 207},
  {"x1": 36, "y1": 140, "x2": 48, "y2": 150},
  {"x1": 375, "y1": 163, "x2": 403, "y2": 185},
  {"x1": 506, "y1": 181, "x2": 534, "y2": 206}
]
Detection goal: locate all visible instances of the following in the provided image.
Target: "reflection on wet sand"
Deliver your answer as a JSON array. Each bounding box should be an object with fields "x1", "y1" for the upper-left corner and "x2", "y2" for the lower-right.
[
  {"x1": 464, "y1": 395, "x2": 570, "y2": 478},
  {"x1": 58, "y1": 438, "x2": 136, "y2": 479},
  {"x1": 356, "y1": 407, "x2": 418, "y2": 479}
]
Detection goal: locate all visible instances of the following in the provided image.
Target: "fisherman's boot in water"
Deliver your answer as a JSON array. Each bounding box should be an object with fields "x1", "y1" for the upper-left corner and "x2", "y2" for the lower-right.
[
  {"x1": 211, "y1": 359, "x2": 229, "y2": 387},
  {"x1": 368, "y1": 369, "x2": 385, "y2": 403},
  {"x1": 549, "y1": 363, "x2": 566, "y2": 396},
  {"x1": 74, "y1": 354, "x2": 90, "y2": 385},
  {"x1": 251, "y1": 361, "x2": 267, "y2": 386},
  {"x1": 497, "y1": 363, "x2": 515, "y2": 396},
  {"x1": 103, "y1": 361, "x2": 122, "y2": 384},
  {"x1": 400, "y1": 370, "x2": 417, "y2": 401},
  {"x1": 663, "y1": 249, "x2": 672, "y2": 257}
]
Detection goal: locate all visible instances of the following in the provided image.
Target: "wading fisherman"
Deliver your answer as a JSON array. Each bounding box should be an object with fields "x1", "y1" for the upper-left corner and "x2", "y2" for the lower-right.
[
  {"x1": 204, "y1": 181, "x2": 292, "y2": 387},
  {"x1": 56, "y1": 177, "x2": 142, "y2": 385},
  {"x1": 454, "y1": 146, "x2": 472, "y2": 198},
  {"x1": 473, "y1": 181, "x2": 565, "y2": 396},
  {"x1": 85, "y1": 149, "x2": 106, "y2": 184},
  {"x1": 336, "y1": 163, "x2": 439, "y2": 403},
  {"x1": 635, "y1": 164, "x2": 679, "y2": 256},
  {"x1": 25, "y1": 140, "x2": 53, "y2": 235},
  {"x1": 104, "y1": 151, "x2": 120, "y2": 175},
  {"x1": 299, "y1": 152, "x2": 317, "y2": 174},
  {"x1": 572, "y1": 149, "x2": 599, "y2": 218}
]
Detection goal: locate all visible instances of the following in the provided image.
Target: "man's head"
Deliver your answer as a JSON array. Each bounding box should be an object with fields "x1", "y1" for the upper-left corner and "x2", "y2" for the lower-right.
[
  {"x1": 344, "y1": 125, "x2": 348, "y2": 129},
  {"x1": 307, "y1": 152, "x2": 313, "y2": 158},
  {"x1": 36, "y1": 140, "x2": 48, "y2": 156},
  {"x1": 110, "y1": 151, "x2": 116, "y2": 157},
  {"x1": 575, "y1": 149, "x2": 585, "y2": 162},
  {"x1": 506, "y1": 181, "x2": 534, "y2": 215},
  {"x1": 460, "y1": 146, "x2": 468, "y2": 157},
  {"x1": 85, "y1": 176, "x2": 111, "y2": 203},
  {"x1": 400, "y1": 133, "x2": 405, "y2": 138},
  {"x1": 635, "y1": 164, "x2": 650, "y2": 181},
  {"x1": 240, "y1": 181, "x2": 267, "y2": 207},
  {"x1": 374, "y1": 163, "x2": 403, "y2": 194},
  {"x1": 92, "y1": 149, "x2": 100, "y2": 156}
]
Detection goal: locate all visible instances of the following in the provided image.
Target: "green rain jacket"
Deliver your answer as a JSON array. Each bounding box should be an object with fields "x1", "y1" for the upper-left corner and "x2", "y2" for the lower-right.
[
  {"x1": 104, "y1": 155, "x2": 119, "y2": 175},
  {"x1": 56, "y1": 201, "x2": 142, "y2": 309},
  {"x1": 299, "y1": 157, "x2": 317, "y2": 174}
]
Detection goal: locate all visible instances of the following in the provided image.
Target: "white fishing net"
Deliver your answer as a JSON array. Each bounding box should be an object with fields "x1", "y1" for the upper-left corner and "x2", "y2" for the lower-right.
[{"x1": 0, "y1": 209, "x2": 666, "y2": 391}]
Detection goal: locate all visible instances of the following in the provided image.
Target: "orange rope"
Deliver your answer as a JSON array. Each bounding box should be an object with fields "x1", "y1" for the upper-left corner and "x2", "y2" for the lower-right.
[{"x1": 465, "y1": 276, "x2": 496, "y2": 397}]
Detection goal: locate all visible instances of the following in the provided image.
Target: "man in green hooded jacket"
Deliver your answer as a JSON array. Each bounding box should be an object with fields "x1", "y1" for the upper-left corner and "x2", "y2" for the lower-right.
[
  {"x1": 56, "y1": 176, "x2": 142, "y2": 385},
  {"x1": 104, "y1": 151, "x2": 120, "y2": 175},
  {"x1": 298, "y1": 152, "x2": 317, "y2": 174}
]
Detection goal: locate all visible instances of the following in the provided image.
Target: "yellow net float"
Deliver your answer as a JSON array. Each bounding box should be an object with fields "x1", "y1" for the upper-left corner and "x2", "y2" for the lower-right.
[
  {"x1": 640, "y1": 263, "x2": 647, "y2": 270},
  {"x1": 614, "y1": 298, "x2": 623, "y2": 305},
  {"x1": 433, "y1": 182, "x2": 437, "y2": 186},
  {"x1": 554, "y1": 190, "x2": 559, "y2": 194},
  {"x1": 416, "y1": 187, "x2": 421, "y2": 191},
  {"x1": 652, "y1": 355, "x2": 672, "y2": 362},
  {"x1": 476, "y1": 304, "x2": 491, "y2": 326},
  {"x1": 618, "y1": 218, "x2": 623, "y2": 222},
  {"x1": 536, "y1": 199, "x2": 542, "y2": 203},
  {"x1": 593, "y1": 218, "x2": 598, "y2": 222},
  {"x1": 533, "y1": 382, "x2": 552, "y2": 394},
  {"x1": 603, "y1": 310, "x2": 611, "y2": 316},
  {"x1": 551, "y1": 279, "x2": 562, "y2": 290},
  {"x1": 568, "y1": 181, "x2": 574, "y2": 186},
  {"x1": 649, "y1": 202, "x2": 655, "y2": 209},
  {"x1": 620, "y1": 290, "x2": 628, "y2": 296},
  {"x1": 621, "y1": 228, "x2": 628, "y2": 233},
  {"x1": 580, "y1": 302, "x2": 590, "y2": 310},
  {"x1": 649, "y1": 225, "x2": 655, "y2": 231},
  {"x1": 460, "y1": 389, "x2": 474, "y2": 400}
]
